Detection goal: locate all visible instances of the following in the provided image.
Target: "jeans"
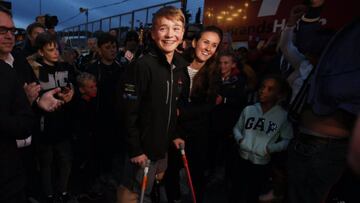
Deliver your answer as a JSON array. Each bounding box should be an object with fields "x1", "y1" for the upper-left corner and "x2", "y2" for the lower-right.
[{"x1": 287, "y1": 133, "x2": 348, "y2": 203}]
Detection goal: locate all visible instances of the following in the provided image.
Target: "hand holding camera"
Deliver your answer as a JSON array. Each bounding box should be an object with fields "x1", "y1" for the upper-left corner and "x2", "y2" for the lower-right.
[
  {"x1": 57, "y1": 87, "x2": 74, "y2": 103},
  {"x1": 56, "y1": 80, "x2": 74, "y2": 103}
]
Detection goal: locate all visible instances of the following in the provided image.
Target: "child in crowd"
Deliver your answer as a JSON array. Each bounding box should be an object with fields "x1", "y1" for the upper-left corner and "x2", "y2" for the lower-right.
[
  {"x1": 231, "y1": 75, "x2": 293, "y2": 203},
  {"x1": 123, "y1": 6, "x2": 188, "y2": 203},
  {"x1": 70, "y1": 72, "x2": 98, "y2": 194},
  {"x1": 27, "y1": 32, "x2": 75, "y2": 202}
]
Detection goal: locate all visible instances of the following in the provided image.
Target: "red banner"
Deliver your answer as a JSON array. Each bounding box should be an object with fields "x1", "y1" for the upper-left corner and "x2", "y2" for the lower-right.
[{"x1": 203, "y1": 0, "x2": 357, "y2": 42}]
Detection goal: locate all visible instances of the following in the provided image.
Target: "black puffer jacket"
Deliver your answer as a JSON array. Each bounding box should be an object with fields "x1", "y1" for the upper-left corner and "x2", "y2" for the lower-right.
[
  {"x1": 176, "y1": 64, "x2": 220, "y2": 139},
  {"x1": 124, "y1": 46, "x2": 188, "y2": 160}
]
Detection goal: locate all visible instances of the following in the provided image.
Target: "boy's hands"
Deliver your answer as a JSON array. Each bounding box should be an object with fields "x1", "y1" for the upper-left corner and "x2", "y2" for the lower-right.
[
  {"x1": 57, "y1": 87, "x2": 74, "y2": 103},
  {"x1": 130, "y1": 154, "x2": 149, "y2": 166},
  {"x1": 216, "y1": 95, "x2": 223, "y2": 105},
  {"x1": 37, "y1": 88, "x2": 64, "y2": 112},
  {"x1": 237, "y1": 138, "x2": 243, "y2": 144},
  {"x1": 173, "y1": 138, "x2": 185, "y2": 149}
]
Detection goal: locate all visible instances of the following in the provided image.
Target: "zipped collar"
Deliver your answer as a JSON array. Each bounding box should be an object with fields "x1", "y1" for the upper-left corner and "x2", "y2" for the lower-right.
[{"x1": 148, "y1": 43, "x2": 184, "y2": 69}]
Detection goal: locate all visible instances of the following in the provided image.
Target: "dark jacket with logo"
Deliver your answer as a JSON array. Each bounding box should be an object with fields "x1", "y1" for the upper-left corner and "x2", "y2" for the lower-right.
[
  {"x1": 124, "y1": 46, "x2": 188, "y2": 160},
  {"x1": 27, "y1": 59, "x2": 74, "y2": 143}
]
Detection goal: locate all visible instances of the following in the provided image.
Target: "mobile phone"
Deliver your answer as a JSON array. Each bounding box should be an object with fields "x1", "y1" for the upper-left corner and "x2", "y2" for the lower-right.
[{"x1": 56, "y1": 80, "x2": 71, "y2": 97}]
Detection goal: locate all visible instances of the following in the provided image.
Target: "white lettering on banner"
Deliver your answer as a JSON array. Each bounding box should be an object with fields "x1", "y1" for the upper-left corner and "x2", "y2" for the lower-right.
[
  {"x1": 273, "y1": 18, "x2": 286, "y2": 32},
  {"x1": 258, "y1": 0, "x2": 282, "y2": 17}
]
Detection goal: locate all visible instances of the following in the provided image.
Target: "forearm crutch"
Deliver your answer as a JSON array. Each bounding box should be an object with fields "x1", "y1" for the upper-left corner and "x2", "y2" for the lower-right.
[
  {"x1": 140, "y1": 160, "x2": 151, "y2": 203},
  {"x1": 179, "y1": 144, "x2": 197, "y2": 203}
]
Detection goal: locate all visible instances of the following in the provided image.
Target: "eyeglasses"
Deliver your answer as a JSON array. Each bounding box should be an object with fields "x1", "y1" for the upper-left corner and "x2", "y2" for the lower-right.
[{"x1": 0, "y1": 26, "x2": 18, "y2": 35}]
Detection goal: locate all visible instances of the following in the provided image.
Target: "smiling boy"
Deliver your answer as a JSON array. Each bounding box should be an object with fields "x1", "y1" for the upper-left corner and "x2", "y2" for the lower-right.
[{"x1": 124, "y1": 6, "x2": 188, "y2": 202}]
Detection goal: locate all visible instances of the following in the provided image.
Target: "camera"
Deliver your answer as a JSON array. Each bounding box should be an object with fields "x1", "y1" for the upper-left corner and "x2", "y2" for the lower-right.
[
  {"x1": 57, "y1": 80, "x2": 71, "y2": 95},
  {"x1": 45, "y1": 15, "x2": 59, "y2": 29},
  {"x1": 36, "y1": 14, "x2": 59, "y2": 29}
]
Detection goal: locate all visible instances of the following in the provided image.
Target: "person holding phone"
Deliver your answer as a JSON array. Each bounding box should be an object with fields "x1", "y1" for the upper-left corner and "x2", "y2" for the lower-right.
[{"x1": 27, "y1": 32, "x2": 74, "y2": 202}]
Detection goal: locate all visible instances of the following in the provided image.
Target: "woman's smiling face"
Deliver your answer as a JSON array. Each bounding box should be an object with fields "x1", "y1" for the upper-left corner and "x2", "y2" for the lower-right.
[{"x1": 193, "y1": 31, "x2": 221, "y2": 63}]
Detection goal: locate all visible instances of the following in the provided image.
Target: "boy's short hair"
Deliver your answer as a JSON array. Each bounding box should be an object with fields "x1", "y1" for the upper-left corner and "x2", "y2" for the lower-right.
[
  {"x1": 34, "y1": 32, "x2": 57, "y2": 50},
  {"x1": 97, "y1": 33, "x2": 118, "y2": 47},
  {"x1": 152, "y1": 6, "x2": 185, "y2": 29},
  {"x1": 76, "y1": 72, "x2": 96, "y2": 88},
  {"x1": 219, "y1": 51, "x2": 237, "y2": 63},
  {"x1": 26, "y1": 22, "x2": 45, "y2": 36},
  {"x1": 125, "y1": 30, "x2": 139, "y2": 44},
  {"x1": 262, "y1": 74, "x2": 292, "y2": 106}
]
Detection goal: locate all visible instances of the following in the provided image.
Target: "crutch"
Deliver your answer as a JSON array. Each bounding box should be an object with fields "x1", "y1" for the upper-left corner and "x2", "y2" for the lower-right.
[
  {"x1": 140, "y1": 160, "x2": 151, "y2": 203},
  {"x1": 179, "y1": 143, "x2": 197, "y2": 203}
]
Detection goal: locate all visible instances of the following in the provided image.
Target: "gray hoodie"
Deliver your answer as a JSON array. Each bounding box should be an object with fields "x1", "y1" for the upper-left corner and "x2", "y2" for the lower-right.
[{"x1": 233, "y1": 103, "x2": 293, "y2": 165}]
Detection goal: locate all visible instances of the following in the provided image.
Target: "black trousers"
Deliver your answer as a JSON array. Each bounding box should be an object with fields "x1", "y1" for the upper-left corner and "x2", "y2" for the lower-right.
[{"x1": 229, "y1": 156, "x2": 269, "y2": 203}]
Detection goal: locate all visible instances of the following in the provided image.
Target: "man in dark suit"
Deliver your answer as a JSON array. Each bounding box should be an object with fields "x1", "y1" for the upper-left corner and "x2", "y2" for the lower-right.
[{"x1": 0, "y1": 6, "x2": 65, "y2": 203}]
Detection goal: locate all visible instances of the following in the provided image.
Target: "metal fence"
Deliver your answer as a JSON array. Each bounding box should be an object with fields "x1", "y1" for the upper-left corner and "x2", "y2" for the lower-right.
[{"x1": 60, "y1": 0, "x2": 181, "y2": 41}]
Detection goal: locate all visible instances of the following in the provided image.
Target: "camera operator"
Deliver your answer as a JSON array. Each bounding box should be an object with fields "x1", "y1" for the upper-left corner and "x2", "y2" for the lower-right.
[
  {"x1": 36, "y1": 14, "x2": 62, "y2": 54},
  {"x1": 22, "y1": 22, "x2": 46, "y2": 57}
]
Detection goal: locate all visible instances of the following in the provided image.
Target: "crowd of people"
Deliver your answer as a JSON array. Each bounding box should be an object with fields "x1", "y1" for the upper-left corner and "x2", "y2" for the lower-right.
[{"x1": 0, "y1": 0, "x2": 359, "y2": 203}]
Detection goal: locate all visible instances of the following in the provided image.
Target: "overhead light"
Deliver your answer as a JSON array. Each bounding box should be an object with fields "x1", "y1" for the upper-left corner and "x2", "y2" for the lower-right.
[
  {"x1": 226, "y1": 17, "x2": 233, "y2": 21},
  {"x1": 217, "y1": 16, "x2": 223, "y2": 19},
  {"x1": 229, "y1": 5, "x2": 234, "y2": 10},
  {"x1": 237, "y1": 9, "x2": 243, "y2": 13},
  {"x1": 242, "y1": 15, "x2": 247, "y2": 19},
  {"x1": 232, "y1": 13, "x2": 239, "y2": 17},
  {"x1": 245, "y1": 2, "x2": 249, "y2": 7}
]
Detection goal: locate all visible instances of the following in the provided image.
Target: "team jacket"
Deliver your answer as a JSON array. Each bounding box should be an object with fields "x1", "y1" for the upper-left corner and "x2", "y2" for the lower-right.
[
  {"x1": 124, "y1": 46, "x2": 188, "y2": 160},
  {"x1": 233, "y1": 103, "x2": 293, "y2": 165}
]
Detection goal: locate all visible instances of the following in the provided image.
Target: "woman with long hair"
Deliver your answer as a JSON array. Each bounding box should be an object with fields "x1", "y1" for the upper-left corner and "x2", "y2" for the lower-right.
[{"x1": 164, "y1": 26, "x2": 223, "y2": 203}]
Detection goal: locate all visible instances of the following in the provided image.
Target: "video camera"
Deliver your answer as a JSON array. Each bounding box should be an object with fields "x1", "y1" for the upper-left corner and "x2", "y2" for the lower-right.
[{"x1": 36, "y1": 14, "x2": 59, "y2": 29}]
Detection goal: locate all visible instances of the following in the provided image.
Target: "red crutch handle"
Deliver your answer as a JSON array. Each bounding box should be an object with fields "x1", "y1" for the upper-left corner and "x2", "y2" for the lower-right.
[{"x1": 179, "y1": 144, "x2": 197, "y2": 203}]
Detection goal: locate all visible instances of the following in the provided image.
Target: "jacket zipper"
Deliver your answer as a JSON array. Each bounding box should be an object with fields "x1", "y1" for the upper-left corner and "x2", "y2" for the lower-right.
[
  {"x1": 166, "y1": 81, "x2": 170, "y2": 104},
  {"x1": 167, "y1": 64, "x2": 175, "y2": 133}
]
